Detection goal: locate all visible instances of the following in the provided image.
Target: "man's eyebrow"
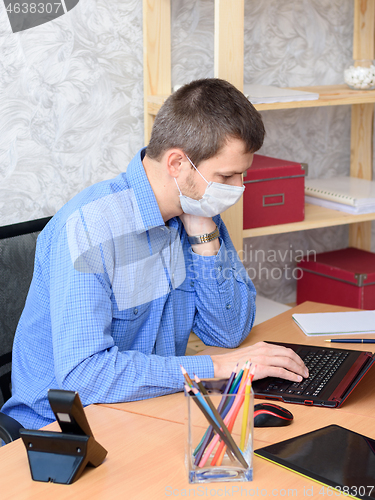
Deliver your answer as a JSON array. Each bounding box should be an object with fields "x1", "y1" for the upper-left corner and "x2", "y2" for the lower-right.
[{"x1": 219, "y1": 169, "x2": 248, "y2": 176}]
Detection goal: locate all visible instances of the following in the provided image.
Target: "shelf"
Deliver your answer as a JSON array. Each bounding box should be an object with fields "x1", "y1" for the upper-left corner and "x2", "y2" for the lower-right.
[
  {"x1": 147, "y1": 85, "x2": 375, "y2": 116},
  {"x1": 144, "y1": 0, "x2": 375, "y2": 252},
  {"x1": 242, "y1": 203, "x2": 375, "y2": 238},
  {"x1": 254, "y1": 85, "x2": 375, "y2": 111}
]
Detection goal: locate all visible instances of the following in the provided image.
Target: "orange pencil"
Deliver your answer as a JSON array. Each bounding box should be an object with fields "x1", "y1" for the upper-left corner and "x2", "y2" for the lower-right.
[
  {"x1": 211, "y1": 377, "x2": 248, "y2": 466},
  {"x1": 215, "y1": 365, "x2": 257, "y2": 465},
  {"x1": 199, "y1": 375, "x2": 248, "y2": 468},
  {"x1": 211, "y1": 365, "x2": 251, "y2": 466},
  {"x1": 198, "y1": 362, "x2": 251, "y2": 468},
  {"x1": 237, "y1": 361, "x2": 251, "y2": 393}
]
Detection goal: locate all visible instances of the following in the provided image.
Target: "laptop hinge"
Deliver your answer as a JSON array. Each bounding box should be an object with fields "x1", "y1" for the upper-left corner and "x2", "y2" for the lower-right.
[{"x1": 329, "y1": 352, "x2": 374, "y2": 403}]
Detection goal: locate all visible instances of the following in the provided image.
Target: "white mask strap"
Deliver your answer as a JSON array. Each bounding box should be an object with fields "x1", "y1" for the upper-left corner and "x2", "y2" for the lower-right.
[{"x1": 185, "y1": 155, "x2": 209, "y2": 184}]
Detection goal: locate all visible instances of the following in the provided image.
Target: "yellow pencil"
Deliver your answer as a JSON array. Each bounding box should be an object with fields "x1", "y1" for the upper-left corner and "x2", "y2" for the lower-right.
[
  {"x1": 214, "y1": 362, "x2": 252, "y2": 466},
  {"x1": 240, "y1": 378, "x2": 252, "y2": 450}
]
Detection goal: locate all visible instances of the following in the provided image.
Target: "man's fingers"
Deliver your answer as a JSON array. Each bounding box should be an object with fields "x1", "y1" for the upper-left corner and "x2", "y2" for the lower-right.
[
  {"x1": 239, "y1": 343, "x2": 309, "y2": 378},
  {"x1": 252, "y1": 365, "x2": 304, "y2": 382},
  {"x1": 211, "y1": 342, "x2": 309, "y2": 380},
  {"x1": 247, "y1": 355, "x2": 306, "y2": 380}
]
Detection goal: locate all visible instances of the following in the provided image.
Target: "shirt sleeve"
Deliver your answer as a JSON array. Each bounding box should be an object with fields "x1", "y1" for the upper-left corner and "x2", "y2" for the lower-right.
[
  {"x1": 190, "y1": 215, "x2": 256, "y2": 348},
  {"x1": 48, "y1": 219, "x2": 215, "y2": 406}
]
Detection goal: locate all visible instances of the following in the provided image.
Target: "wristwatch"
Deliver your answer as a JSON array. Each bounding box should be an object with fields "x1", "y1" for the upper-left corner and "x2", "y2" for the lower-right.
[{"x1": 187, "y1": 225, "x2": 220, "y2": 245}]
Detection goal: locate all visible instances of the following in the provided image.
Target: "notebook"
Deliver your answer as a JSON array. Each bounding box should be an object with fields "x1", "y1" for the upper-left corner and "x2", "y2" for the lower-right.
[
  {"x1": 252, "y1": 342, "x2": 375, "y2": 407},
  {"x1": 255, "y1": 425, "x2": 375, "y2": 499},
  {"x1": 305, "y1": 177, "x2": 375, "y2": 214},
  {"x1": 292, "y1": 311, "x2": 375, "y2": 336},
  {"x1": 305, "y1": 195, "x2": 375, "y2": 215}
]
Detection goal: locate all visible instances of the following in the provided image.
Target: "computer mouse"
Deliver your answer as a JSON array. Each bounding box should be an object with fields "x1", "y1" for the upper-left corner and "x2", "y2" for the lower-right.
[{"x1": 254, "y1": 403, "x2": 293, "y2": 427}]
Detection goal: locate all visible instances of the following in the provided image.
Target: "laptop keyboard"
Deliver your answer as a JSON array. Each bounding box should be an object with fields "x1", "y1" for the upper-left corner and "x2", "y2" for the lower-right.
[{"x1": 264, "y1": 349, "x2": 350, "y2": 398}]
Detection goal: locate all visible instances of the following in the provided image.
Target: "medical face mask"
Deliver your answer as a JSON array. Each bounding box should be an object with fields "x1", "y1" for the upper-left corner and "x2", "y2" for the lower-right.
[{"x1": 174, "y1": 156, "x2": 245, "y2": 217}]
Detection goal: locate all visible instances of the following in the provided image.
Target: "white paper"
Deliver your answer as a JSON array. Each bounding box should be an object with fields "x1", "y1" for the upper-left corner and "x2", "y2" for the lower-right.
[
  {"x1": 292, "y1": 311, "x2": 375, "y2": 336},
  {"x1": 305, "y1": 195, "x2": 375, "y2": 215},
  {"x1": 243, "y1": 84, "x2": 319, "y2": 104}
]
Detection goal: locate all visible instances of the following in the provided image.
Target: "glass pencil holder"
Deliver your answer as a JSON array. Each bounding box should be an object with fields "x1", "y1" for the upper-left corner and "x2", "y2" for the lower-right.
[{"x1": 185, "y1": 384, "x2": 254, "y2": 484}]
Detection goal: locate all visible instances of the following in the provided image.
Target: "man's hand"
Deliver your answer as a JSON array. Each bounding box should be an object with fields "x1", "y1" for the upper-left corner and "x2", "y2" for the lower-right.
[
  {"x1": 211, "y1": 341, "x2": 309, "y2": 382},
  {"x1": 179, "y1": 214, "x2": 220, "y2": 256},
  {"x1": 179, "y1": 213, "x2": 216, "y2": 236}
]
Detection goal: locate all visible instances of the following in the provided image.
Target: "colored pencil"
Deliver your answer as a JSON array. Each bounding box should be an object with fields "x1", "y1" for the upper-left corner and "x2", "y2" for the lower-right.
[
  {"x1": 193, "y1": 364, "x2": 238, "y2": 464},
  {"x1": 240, "y1": 378, "x2": 252, "y2": 451},
  {"x1": 216, "y1": 362, "x2": 245, "y2": 417},
  {"x1": 180, "y1": 365, "x2": 194, "y2": 387},
  {"x1": 229, "y1": 362, "x2": 246, "y2": 394},
  {"x1": 197, "y1": 363, "x2": 250, "y2": 467},
  {"x1": 237, "y1": 361, "x2": 251, "y2": 394},
  {"x1": 217, "y1": 361, "x2": 248, "y2": 418},
  {"x1": 186, "y1": 385, "x2": 237, "y2": 464},
  {"x1": 193, "y1": 375, "x2": 248, "y2": 468},
  {"x1": 213, "y1": 364, "x2": 255, "y2": 467},
  {"x1": 211, "y1": 377, "x2": 248, "y2": 466},
  {"x1": 199, "y1": 372, "x2": 249, "y2": 468}
]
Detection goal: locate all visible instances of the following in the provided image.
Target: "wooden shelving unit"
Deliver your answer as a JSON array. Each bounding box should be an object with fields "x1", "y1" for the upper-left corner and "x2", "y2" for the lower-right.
[
  {"x1": 146, "y1": 85, "x2": 375, "y2": 116},
  {"x1": 143, "y1": 0, "x2": 375, "y2": 253},
  {"x1": 243, "y1": 204, "x2": 375, "y2": 238}
]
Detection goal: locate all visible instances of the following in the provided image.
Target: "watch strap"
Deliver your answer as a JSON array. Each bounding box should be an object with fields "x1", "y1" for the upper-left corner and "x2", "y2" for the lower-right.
[{"x1": 187, "y1": 225, "x2": 220, "y2": 245}]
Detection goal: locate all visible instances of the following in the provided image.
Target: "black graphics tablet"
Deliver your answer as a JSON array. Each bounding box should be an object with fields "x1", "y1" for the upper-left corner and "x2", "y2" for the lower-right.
[{"x1": 255, "y1": 425, "x2": 375, "y2": 500}]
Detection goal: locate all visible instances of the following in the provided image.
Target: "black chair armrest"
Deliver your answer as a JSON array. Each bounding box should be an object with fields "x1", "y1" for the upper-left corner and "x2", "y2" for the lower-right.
[{"x1": 0, "y1": 412, "x2": 24, "y2": 444}]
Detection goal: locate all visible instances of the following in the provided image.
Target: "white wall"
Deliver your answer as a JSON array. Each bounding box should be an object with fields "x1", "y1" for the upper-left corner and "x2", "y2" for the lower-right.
[{"x1": 0, "y1": 0, "x2": 372, "y2": 303}]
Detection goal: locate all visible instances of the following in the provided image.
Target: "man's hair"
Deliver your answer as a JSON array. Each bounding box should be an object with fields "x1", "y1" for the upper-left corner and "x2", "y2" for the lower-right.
[{"x1": 146, "y1": 78, "x2": 265, "y2": 166}]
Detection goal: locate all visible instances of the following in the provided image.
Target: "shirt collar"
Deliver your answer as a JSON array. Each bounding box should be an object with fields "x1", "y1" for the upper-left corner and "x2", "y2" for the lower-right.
[{"x1": 125, "y1": 148, "x2": 165, "y2": 232}]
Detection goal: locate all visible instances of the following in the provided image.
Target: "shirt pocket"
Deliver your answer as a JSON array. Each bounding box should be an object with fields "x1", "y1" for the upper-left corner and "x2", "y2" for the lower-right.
[
  {"x1": 111, "y1": 302, "x2": 153, "y2": 350},
  {"x1": 174, "y1": 273, "x2": 197, "y2": 292},
  {"x1": 112, "y1": 302, "x2": 151, "y2": 322}
]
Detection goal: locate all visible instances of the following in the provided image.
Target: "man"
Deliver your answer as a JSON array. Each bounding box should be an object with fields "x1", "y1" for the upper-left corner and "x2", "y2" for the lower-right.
[{"x1": 2, "y1": 79, "x2": 308, "y2": 429}]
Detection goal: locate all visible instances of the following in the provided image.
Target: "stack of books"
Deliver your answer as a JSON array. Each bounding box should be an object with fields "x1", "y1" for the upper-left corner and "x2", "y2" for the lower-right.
[{"x1": 305, "y1": 176, "x2": 375, "y2": 214}]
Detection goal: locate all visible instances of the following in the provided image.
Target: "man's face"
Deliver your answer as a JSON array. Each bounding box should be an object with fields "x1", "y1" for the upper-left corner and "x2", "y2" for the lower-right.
[{"x1": 181, "y1": 137, "x2": 254, "y2": 201}]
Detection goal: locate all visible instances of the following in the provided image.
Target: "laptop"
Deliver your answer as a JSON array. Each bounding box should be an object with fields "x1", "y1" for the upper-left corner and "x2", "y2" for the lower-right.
[{"x1": 252, "y1": 342, "x2": 375, "y2": 408}]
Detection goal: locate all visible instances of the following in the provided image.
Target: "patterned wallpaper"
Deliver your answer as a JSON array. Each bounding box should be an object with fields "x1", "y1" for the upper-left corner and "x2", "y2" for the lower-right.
[
  {"x1": 0, "y1": 0, "x2": 373, "y2": 303},
  {"x1": 0, "y1": 0, "x2": 144, "y2": 226}
]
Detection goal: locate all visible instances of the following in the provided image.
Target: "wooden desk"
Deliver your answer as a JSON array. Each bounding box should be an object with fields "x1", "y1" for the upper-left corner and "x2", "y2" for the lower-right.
[
  {"x1": 102, "y1": 301, "x2": 375, "y2": 421},
  {"x1": 1, "y1": 302, "x2": 374, "y2": 499}
]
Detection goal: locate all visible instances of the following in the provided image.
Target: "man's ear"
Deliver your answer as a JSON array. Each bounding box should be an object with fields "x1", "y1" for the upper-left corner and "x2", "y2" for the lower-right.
[{"x1": 165, "y1": 149, "x2": 187, "y2": 179}]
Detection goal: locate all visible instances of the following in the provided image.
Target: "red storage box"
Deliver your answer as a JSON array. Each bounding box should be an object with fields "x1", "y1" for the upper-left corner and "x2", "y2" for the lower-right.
[
  {"x1": 296, "y1": 247, "x2": 375, "y2": 309},
  {"x1": 243, "y1": 154, "x2": 307, "y2": 229}
]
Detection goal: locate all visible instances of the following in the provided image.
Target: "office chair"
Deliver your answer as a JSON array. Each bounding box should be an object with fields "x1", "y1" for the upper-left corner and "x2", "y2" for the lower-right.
[
  {"x1": 0, "y1": 412, "x2": 24, "y2": 444},
  {"x1": 0, "y1": 218, "x2": 51, "y2": 444}
]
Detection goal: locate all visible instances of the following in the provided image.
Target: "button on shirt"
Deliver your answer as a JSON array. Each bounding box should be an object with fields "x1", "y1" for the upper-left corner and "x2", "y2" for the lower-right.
[{"x1": 2, "y1": 148, "x2": 256, "y2": 429}]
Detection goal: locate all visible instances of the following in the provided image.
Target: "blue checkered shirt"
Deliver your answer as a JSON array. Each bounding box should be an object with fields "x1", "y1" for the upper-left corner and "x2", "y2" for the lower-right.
[{"x1": 2, "y1": 149, "x2": 256, "y2": 429}]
